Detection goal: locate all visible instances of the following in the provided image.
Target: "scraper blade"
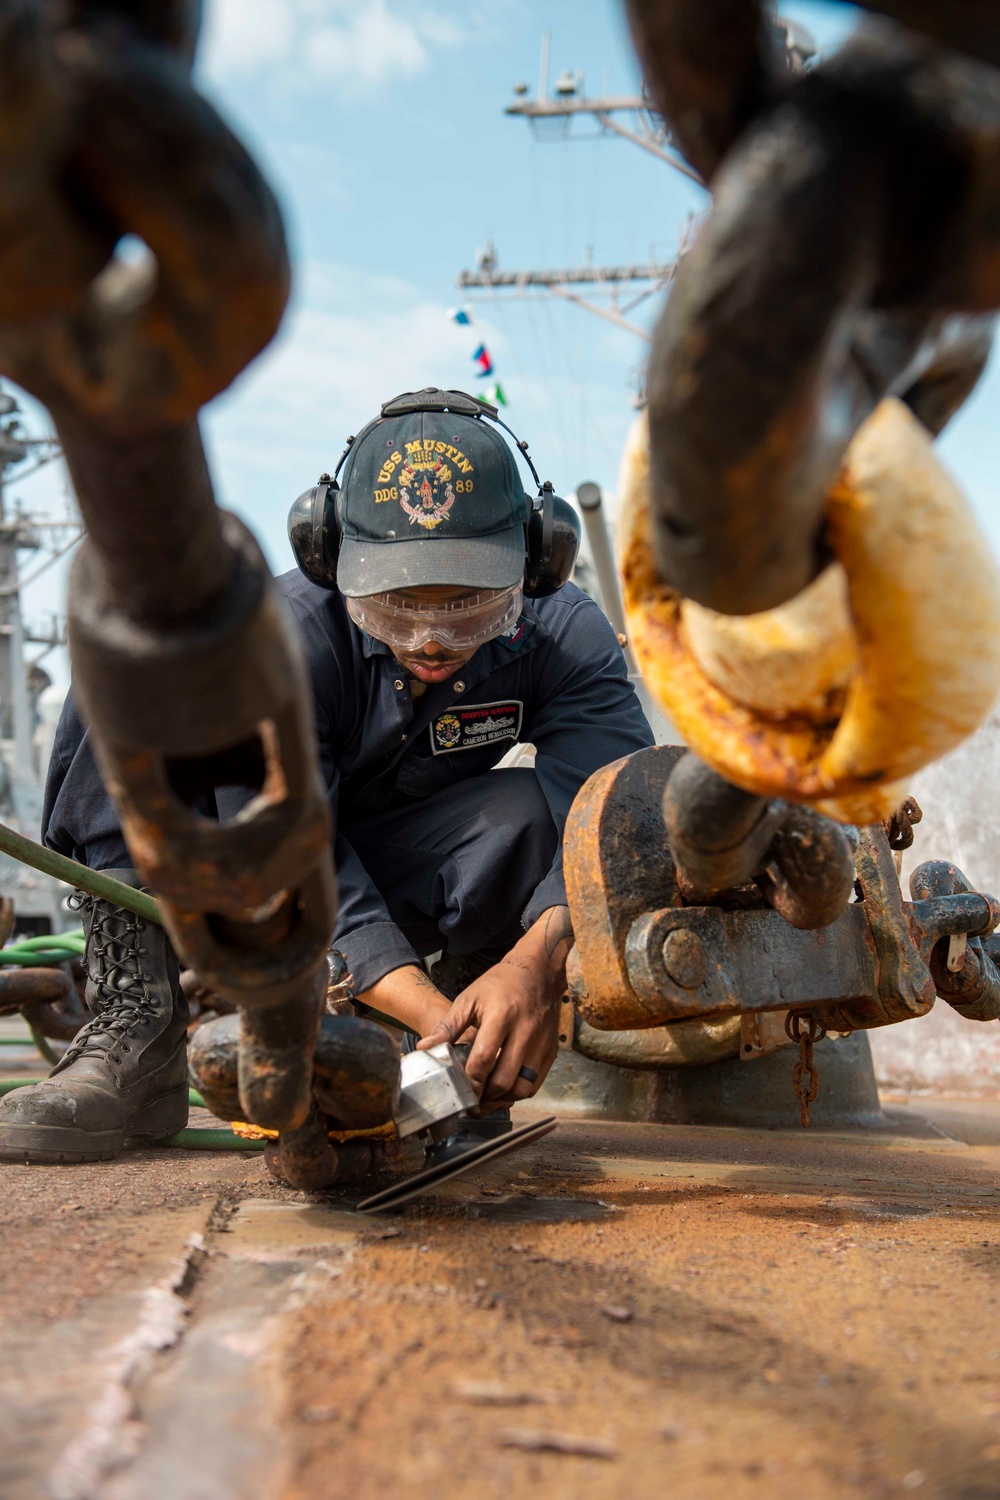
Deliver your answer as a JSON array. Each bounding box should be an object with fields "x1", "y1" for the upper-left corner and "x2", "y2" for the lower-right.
[{"x1": 357, "y1": 1115, "x2": 558, "y2": 1213}]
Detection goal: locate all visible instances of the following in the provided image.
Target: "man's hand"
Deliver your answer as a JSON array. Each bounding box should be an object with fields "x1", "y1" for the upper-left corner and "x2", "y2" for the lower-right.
[{"x1": 417, "y1": 906, "x2": 574, "y2": 1103}]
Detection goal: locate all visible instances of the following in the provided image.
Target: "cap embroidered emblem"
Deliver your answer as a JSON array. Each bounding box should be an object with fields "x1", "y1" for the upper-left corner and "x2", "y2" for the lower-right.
[{"x1": 399, "y1": 456, "x2": 456, "y2": 530}]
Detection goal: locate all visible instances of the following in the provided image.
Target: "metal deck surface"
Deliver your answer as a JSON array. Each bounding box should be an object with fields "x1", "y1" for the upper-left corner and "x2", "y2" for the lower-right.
[{"x1": 2, "y1": 1074, "x2": 998, "y2": 1500}]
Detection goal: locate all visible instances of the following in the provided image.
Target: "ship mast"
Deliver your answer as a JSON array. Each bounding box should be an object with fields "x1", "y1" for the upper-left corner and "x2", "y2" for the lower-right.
[{"x1": 457, "y1": 22, "x2": 815, "y2": 341}]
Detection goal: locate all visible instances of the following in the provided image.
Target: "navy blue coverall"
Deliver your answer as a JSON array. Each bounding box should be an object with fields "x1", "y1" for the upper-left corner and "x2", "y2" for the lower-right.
[{"x1": 42, "y1": 571, "x2": 654, "y2": 993}]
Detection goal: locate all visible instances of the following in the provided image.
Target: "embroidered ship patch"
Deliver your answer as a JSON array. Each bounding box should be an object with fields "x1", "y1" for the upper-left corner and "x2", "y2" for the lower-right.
[{"x1": 430, "y1": 700, "x2": 523, "y2": 755}]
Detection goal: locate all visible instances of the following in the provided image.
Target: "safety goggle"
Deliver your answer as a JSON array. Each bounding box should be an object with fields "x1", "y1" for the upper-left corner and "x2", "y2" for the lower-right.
[{"x1": 346, "y1": 583, "x2": 523, "y2": 652}]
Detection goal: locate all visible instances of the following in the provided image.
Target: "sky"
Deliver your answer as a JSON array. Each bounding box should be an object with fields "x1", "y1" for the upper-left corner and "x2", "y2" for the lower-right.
[{"x1": 9, "y1": 0, "x2": 1000, "y2": 687}]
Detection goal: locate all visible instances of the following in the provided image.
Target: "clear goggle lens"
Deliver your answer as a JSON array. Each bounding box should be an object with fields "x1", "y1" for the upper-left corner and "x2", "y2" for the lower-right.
[{"x1": 346, "y1": 584, "x2": 523, "y2": 652}]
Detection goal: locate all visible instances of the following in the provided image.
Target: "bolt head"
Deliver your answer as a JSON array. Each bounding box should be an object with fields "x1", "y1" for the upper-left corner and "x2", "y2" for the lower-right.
[{"x1": 661, "y1": 928, "x2": 707, "y2": 990}]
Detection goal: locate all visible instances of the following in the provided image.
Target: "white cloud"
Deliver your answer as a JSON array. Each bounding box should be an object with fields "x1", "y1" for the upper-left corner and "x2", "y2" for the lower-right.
[
  {"x1": 202, "y1": 259, "x2": 492, "y2": 568},
  {"x1": 200, "y1": 255, "x2": 648, "y2": 587},
  {"x1": 201, "y1": 0, "x2": 473, "y2": 97},
  {"x1": 202, "y1": 0, "x2": 296, "y2": 74}
]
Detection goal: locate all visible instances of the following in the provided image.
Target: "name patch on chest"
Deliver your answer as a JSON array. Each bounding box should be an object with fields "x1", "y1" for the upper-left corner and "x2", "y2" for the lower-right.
[{"x1": 430, "y1": 700, "x2": 523, "y2": 755}]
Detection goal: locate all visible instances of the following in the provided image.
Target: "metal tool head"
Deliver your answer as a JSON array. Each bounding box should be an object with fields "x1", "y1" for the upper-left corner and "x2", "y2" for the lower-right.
[
  {"x1": 394, "y1": 1042, "x2": 480, "y2": 1139},
  {"x1": 356, "y1": 1114, "x2": 558, "y2": 1214}
]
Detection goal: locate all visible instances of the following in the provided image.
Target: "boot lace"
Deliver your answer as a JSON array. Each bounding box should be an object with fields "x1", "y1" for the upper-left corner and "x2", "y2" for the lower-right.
[{"x1": 63, "y1": 891, "x2": 158, "y2": 1063}]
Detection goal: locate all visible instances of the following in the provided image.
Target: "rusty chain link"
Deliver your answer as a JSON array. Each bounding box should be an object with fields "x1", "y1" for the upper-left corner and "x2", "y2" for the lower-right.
[
  {"x1": 885, "y1": 795, "x2": 923, "y2": 852},
  {"x1": 0, "y1": 2, "x2": 335, "y2": 1129},
  {"x1": 616, "y1": 0, "x2": 1000, "y2": 920},
  {"x1": 626, "y1": 0, "x2": 999, "y2": 616},
  {"x1": 0, "y1": 964, "x2": 89, "y2": 1040},
  {"x1": 785, "y1": 1010, "x2": 827, "y2": 1127}
]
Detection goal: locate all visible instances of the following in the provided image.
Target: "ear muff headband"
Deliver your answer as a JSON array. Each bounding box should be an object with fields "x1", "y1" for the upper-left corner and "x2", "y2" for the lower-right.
[
  {"x1": 312, "y1": 479, "x2": 330, "y2": 569},
  {"x1": 287, "y1": 389, "x2": 580, "y2": 597},
  {"x1": 540, "y1": 483, "x2": 555, "y2": 572}
]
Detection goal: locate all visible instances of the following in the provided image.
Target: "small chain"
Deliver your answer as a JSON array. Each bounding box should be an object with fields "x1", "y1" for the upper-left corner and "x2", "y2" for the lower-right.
[
  {"x1": 884, "y1": 796, "x2": 923, "y2": 852},
  {"x1": 326, "y1": 948, "x2": 355, "y2": 1015},
  {"x1": 784, "y1": 1010, "x2": 827, "y2": 1127}
]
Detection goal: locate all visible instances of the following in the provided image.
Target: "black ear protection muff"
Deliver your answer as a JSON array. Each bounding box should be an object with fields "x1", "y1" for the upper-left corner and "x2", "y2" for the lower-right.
[{"x1": 286, "y1": 388, "x2": 580, "y2": 598}]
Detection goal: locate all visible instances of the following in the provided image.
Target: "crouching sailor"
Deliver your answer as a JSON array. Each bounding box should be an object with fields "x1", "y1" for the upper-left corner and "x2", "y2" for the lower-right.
[{"x1": 0, "y1": 388, "x2": 653, "y2": 1162}]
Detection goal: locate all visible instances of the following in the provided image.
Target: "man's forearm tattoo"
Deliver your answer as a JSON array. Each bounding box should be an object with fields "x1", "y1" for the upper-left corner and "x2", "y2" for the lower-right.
[{"x1": 543, "y1": 906, "x2": 575, "y2": 959}]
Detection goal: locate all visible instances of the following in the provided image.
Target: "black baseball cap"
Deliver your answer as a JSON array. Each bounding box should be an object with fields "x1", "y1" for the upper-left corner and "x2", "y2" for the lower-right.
[{"x1": 335, "y1": 389, "x2": 530, "y2": 597}]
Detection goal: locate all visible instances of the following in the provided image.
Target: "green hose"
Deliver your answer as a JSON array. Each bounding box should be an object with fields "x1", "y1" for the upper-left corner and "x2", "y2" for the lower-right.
[
  {"x1": 8, "y1": 933, "x2": 85, "y2": 951},
  {"x1": 0, "y1": 821, "x2": 163, "y2": 925},
  {"x1": 0, "y1": 931, "x2": 86, "y2": 966},
  {"x1": 28, "y1": 1026, "x2": 59, "y2": 1066},
  {"x1": 166, "y1": 1128, "x2": 264, "y2": 1152}
]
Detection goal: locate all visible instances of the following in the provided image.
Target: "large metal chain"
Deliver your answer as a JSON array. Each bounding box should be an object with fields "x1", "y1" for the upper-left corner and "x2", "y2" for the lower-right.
[
  {"x1": 0, "y1": 2, "x2": 335, "y2": 1130},
  {"x1": 625, "y1": 0, "x2": 999, "y2": 617}
]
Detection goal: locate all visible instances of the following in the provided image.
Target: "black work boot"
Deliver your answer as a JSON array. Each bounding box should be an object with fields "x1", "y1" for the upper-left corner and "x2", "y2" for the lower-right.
[{"x1": 0, "y1": 871, "x2": 189, "y2": 1163}]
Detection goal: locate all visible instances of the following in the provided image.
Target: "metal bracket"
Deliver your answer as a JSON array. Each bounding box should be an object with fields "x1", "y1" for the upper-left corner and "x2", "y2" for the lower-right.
[{"x1": 565, "y1": 745, "x2": 1000, "y2": 1036}]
